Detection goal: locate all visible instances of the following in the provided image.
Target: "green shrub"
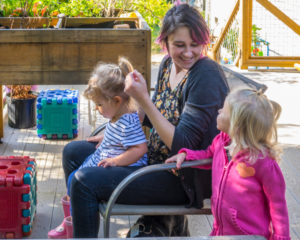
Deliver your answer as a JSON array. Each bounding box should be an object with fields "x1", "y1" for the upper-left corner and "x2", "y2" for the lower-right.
[
  {"x1": 0, "y1": 0, "x2": 171, "y2": 52},
  {"x1": 131, "y1": 0, "x2": 171, "y2": 52}
]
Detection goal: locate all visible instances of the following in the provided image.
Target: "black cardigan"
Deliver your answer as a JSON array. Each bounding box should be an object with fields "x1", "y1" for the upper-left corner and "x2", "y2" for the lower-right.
[{"x1": 144, "y1": 56, "x2": 229, "y2": 208}]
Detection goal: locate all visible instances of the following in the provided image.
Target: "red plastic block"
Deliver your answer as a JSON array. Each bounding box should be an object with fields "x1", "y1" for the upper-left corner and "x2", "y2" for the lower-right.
[{"x1": 0, "y1": 156, "x2": 37, "y2": 239}]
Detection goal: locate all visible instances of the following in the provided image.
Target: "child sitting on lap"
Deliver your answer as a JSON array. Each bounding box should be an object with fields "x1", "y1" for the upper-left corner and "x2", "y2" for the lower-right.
[{"x1": 48, "y1": 57, "x2": 148, "y2": 239}]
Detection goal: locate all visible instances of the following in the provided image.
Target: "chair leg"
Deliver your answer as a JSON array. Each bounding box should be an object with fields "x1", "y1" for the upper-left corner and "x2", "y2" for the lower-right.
[{"x1": 103, "y1": 214, "x2": 110, "y2": 238}]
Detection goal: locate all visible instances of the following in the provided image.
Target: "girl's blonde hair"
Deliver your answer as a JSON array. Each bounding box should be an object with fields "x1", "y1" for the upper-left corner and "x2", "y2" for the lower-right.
[
  {"x1": 84, "y1": 57, "x2": 133, "y2": 104},
  {"x1": 226, "y1": 88, "x2": 282, "y2": 163}
]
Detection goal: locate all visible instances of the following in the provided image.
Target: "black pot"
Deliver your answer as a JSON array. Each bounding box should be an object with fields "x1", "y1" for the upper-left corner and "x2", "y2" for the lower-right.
[{"x1": 7, "y1": 92, "x2": 37, "y2": 129}]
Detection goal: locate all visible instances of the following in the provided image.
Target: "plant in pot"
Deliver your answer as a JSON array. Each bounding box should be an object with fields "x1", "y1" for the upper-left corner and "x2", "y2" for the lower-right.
[{"x1": 5, "y1": 85, "x2": 38, "y2": 129}]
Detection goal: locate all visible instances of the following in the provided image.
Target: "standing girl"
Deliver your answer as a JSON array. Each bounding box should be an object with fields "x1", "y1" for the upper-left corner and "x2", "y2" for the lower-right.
[
  {"x1": 166, "y1": 88, "x2": 290, "y2": 240},
  {"x1": 48, "y1": 57, "x2": 148, "y2": 239}
]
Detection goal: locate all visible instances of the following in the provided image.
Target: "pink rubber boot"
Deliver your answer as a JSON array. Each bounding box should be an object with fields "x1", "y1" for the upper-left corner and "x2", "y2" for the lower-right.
[
  {"x1": 48, "y1": 196, "x2": 70, "y2": 239},
  {"x1": 61, "y1": 195, "x2": 70, "y2": 217},
  {"x1": 64, "y1": 216, "x2": 73, "y2": 238}
]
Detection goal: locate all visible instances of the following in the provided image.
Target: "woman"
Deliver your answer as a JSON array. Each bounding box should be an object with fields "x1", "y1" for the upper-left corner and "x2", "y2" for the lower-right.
[{"x1": 63, "y1": 4, "x2": 229, "y2": 237}]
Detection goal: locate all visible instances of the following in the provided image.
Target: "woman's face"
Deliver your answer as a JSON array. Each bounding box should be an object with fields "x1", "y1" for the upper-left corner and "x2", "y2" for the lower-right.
[
  {"x1": 217, "y1": 100, "x2": 231, "y2": 134},
  {"x1": 167, "y1": 26, "x2": 203, "y2": 72}
]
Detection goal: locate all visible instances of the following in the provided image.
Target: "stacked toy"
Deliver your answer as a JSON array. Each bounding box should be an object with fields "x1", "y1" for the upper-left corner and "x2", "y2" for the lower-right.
[
  {"x1": 0, "y1": 156, "x2": 37, "y2": 238},
  {"x1": 37, "y1": 89, "x2": 79, "y2": 139}
]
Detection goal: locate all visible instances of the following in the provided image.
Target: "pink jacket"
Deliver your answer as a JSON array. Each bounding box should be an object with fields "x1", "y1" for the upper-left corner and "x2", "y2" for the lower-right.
[{"x1": 179, "y1": 132, "x2": 290, "y2": 240}]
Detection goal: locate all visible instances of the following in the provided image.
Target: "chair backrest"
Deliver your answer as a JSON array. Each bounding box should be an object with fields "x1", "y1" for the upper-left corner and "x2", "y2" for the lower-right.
[{"x1": 221, "y1": 65, "x2": 267, "y2": 92}]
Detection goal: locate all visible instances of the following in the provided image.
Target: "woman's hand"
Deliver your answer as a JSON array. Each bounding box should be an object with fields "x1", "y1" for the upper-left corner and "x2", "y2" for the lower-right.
[
  {"x1": 126, "y1": 70, "x2": 175, "y2": 149},
  {"x1": 165, "y1": 152, "x2": 187, "y2": 169},
  {"x1": 98, "y1": 158, "x2": 117, "y2": 168},
  {"x1": 124, "y1": 70, "x2": 149, "y2": 103},
  {"x1": 86, "y1": 134, "x2": 104, "y2": 148}
]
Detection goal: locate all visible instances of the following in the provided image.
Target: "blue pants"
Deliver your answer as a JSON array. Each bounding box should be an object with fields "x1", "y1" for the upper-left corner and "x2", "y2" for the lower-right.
[
  {"x1": 67, "y1": 171, "x2": 76, "y2": 197},
  {"x1": 63, "y1": 140, "x2": 189, "y2": 238},
  {"x1": 67, "y1": 154, "x2": 94, "y2": 196}
]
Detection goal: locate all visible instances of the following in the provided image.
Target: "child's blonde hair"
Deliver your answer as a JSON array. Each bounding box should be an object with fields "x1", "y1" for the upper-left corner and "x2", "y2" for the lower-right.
[
  {"x1": 226, "y1": 88, "x2": 282, "y2": 164},
  {"x1": 84, "y1": 57, "x2": 133, "y2": 104}
]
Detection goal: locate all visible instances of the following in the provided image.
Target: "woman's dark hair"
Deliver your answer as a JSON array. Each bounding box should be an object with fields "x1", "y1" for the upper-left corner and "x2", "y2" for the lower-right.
[{"x1": 157, "y1": 4, "x2": 210, "y2": 46}]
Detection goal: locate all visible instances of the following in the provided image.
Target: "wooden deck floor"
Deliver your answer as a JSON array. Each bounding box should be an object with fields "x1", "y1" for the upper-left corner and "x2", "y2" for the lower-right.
[
  {"x1": 0, "y1": 85, "x2": 213, "y2": 238},
  {"x1": 1, "y1": 67, "x2": 300, "y2": 239}
]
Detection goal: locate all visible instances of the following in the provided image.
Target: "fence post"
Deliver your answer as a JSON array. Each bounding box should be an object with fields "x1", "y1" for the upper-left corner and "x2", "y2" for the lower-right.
[{"x1": 239, "y1": 0, "x2": 253, "y2": 69}]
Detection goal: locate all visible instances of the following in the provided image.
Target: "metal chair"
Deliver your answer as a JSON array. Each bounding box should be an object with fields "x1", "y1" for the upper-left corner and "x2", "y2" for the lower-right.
[{"x1": 98, "y1": 159, "x2": 212, "y2": 238}]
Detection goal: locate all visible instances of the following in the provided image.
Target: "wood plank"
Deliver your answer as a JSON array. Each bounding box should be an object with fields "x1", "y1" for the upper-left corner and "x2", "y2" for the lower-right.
[
  {"x1": 0, "y1": 118, "x2": 19, "y2": 155},
  {"x1": 188, "y1": 215, "x2": 212, "y2": 236},
  {"x1": 0, "y1": 127, "x2": 31, "y2": 156},
  {"x1": 0, "y1": 42, "x2": 148, "y2": 85},
  {"x1": 0, "y1": 29, "x2": 148, "y2": 43},
  {"x1": 145, "y1": 29, "x2": 152, "y2": 91},
  {"x1": 64, "y1": 17, "x2": 139, "y2": 29},
  {"x1": 244, "y1": 58, "x2": 300, "y2": 67},
  {"x1": 108, "y1": 216, "x2": 131, "y2": 238},
  {"x1": 0, "y1": 17, "x2": 140, "y2": 29},
  {"x1": 206, "y1": 214, "x2": 214, "y2": 229},
  {"x1": 250, "y1": 56, "x2": 300, "y2": 60},
  {"x1": 0, "y1": 43, "x2": 147, "y2": 71},
  {"x1": 280, "y1": 147, "x2": 300, "y2": 239},
  {"x1": 284, "y1": 188, "x2": 300, "y2": 239},
  {"x1": 0, "y1": 71, "x2": 90, "y2": 85},
  {"x1": 0, "y1": 17, "x2": 58, "y2": 29}
]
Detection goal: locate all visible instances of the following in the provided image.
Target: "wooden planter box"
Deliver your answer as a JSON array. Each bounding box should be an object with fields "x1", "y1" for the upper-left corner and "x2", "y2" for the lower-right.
[{"x1": 0, "y1": 13, "x2": 151, "y2": 87}]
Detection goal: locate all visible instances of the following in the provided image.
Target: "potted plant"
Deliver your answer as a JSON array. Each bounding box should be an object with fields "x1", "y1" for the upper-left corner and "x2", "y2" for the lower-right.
[{"x1": 5, "y1": 85, "x2": 38, "y2": 129}]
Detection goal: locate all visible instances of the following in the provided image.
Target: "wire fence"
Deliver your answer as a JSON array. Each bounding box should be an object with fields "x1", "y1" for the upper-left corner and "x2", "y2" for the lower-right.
[
  {"x1": 252, "y1": 0, "x2": 300, "y2": 57},
  {"x1": 219, "y1": 15, "x2": 239, "y2": 64},
  {"x1": 206, "y1": 0, "x2": 300, "y2": 65}
]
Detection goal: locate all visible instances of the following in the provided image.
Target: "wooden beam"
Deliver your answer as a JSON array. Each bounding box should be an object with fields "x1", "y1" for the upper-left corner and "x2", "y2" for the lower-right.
[
  {"x1": 256, "y1": 0, "x2": 300, "y2": 36},
  {"x1": 251, "y1": 56, "x2": 300, "y2": 60},
  {"x1": 239, "y1": 0, "x2": 253, "y2": 69},
  {"x1": 211, "y1": 0, "x2": 240, "y2": 61},
  {"x1": 0, "y1": 29, "x2": 146, "y2": 43},
  {"x1": 243, "y1": 57, "x2": 300, "y2": 67},
  {"x1": 0, "y1": 17, "x2": 139, "y2": 29}
]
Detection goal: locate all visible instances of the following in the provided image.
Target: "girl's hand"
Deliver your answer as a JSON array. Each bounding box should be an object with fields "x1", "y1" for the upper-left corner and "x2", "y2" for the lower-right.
[
  {"x1": 86, "y1": 134, "x2": 104, "y2": 148},
  {"x1": 124, "y1": 70, "x2": 148, "y2": 102},
  {"x1": 165, "y1": 153, "x2": 187, "y2": 169},
  {"x1": 98, "y1": 158, "x2": 117, "y2": 168}
]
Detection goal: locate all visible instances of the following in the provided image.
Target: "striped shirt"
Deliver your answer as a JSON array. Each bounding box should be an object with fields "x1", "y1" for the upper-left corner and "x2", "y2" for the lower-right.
[{"x1": 80, "y1": 112, "x2": 148, "y2": 168}]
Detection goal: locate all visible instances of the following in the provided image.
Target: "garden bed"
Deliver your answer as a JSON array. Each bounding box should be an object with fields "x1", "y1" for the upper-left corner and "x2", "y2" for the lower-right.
[{"x1": 0, "y1": 13, "x2": 151, "y2": 87}]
